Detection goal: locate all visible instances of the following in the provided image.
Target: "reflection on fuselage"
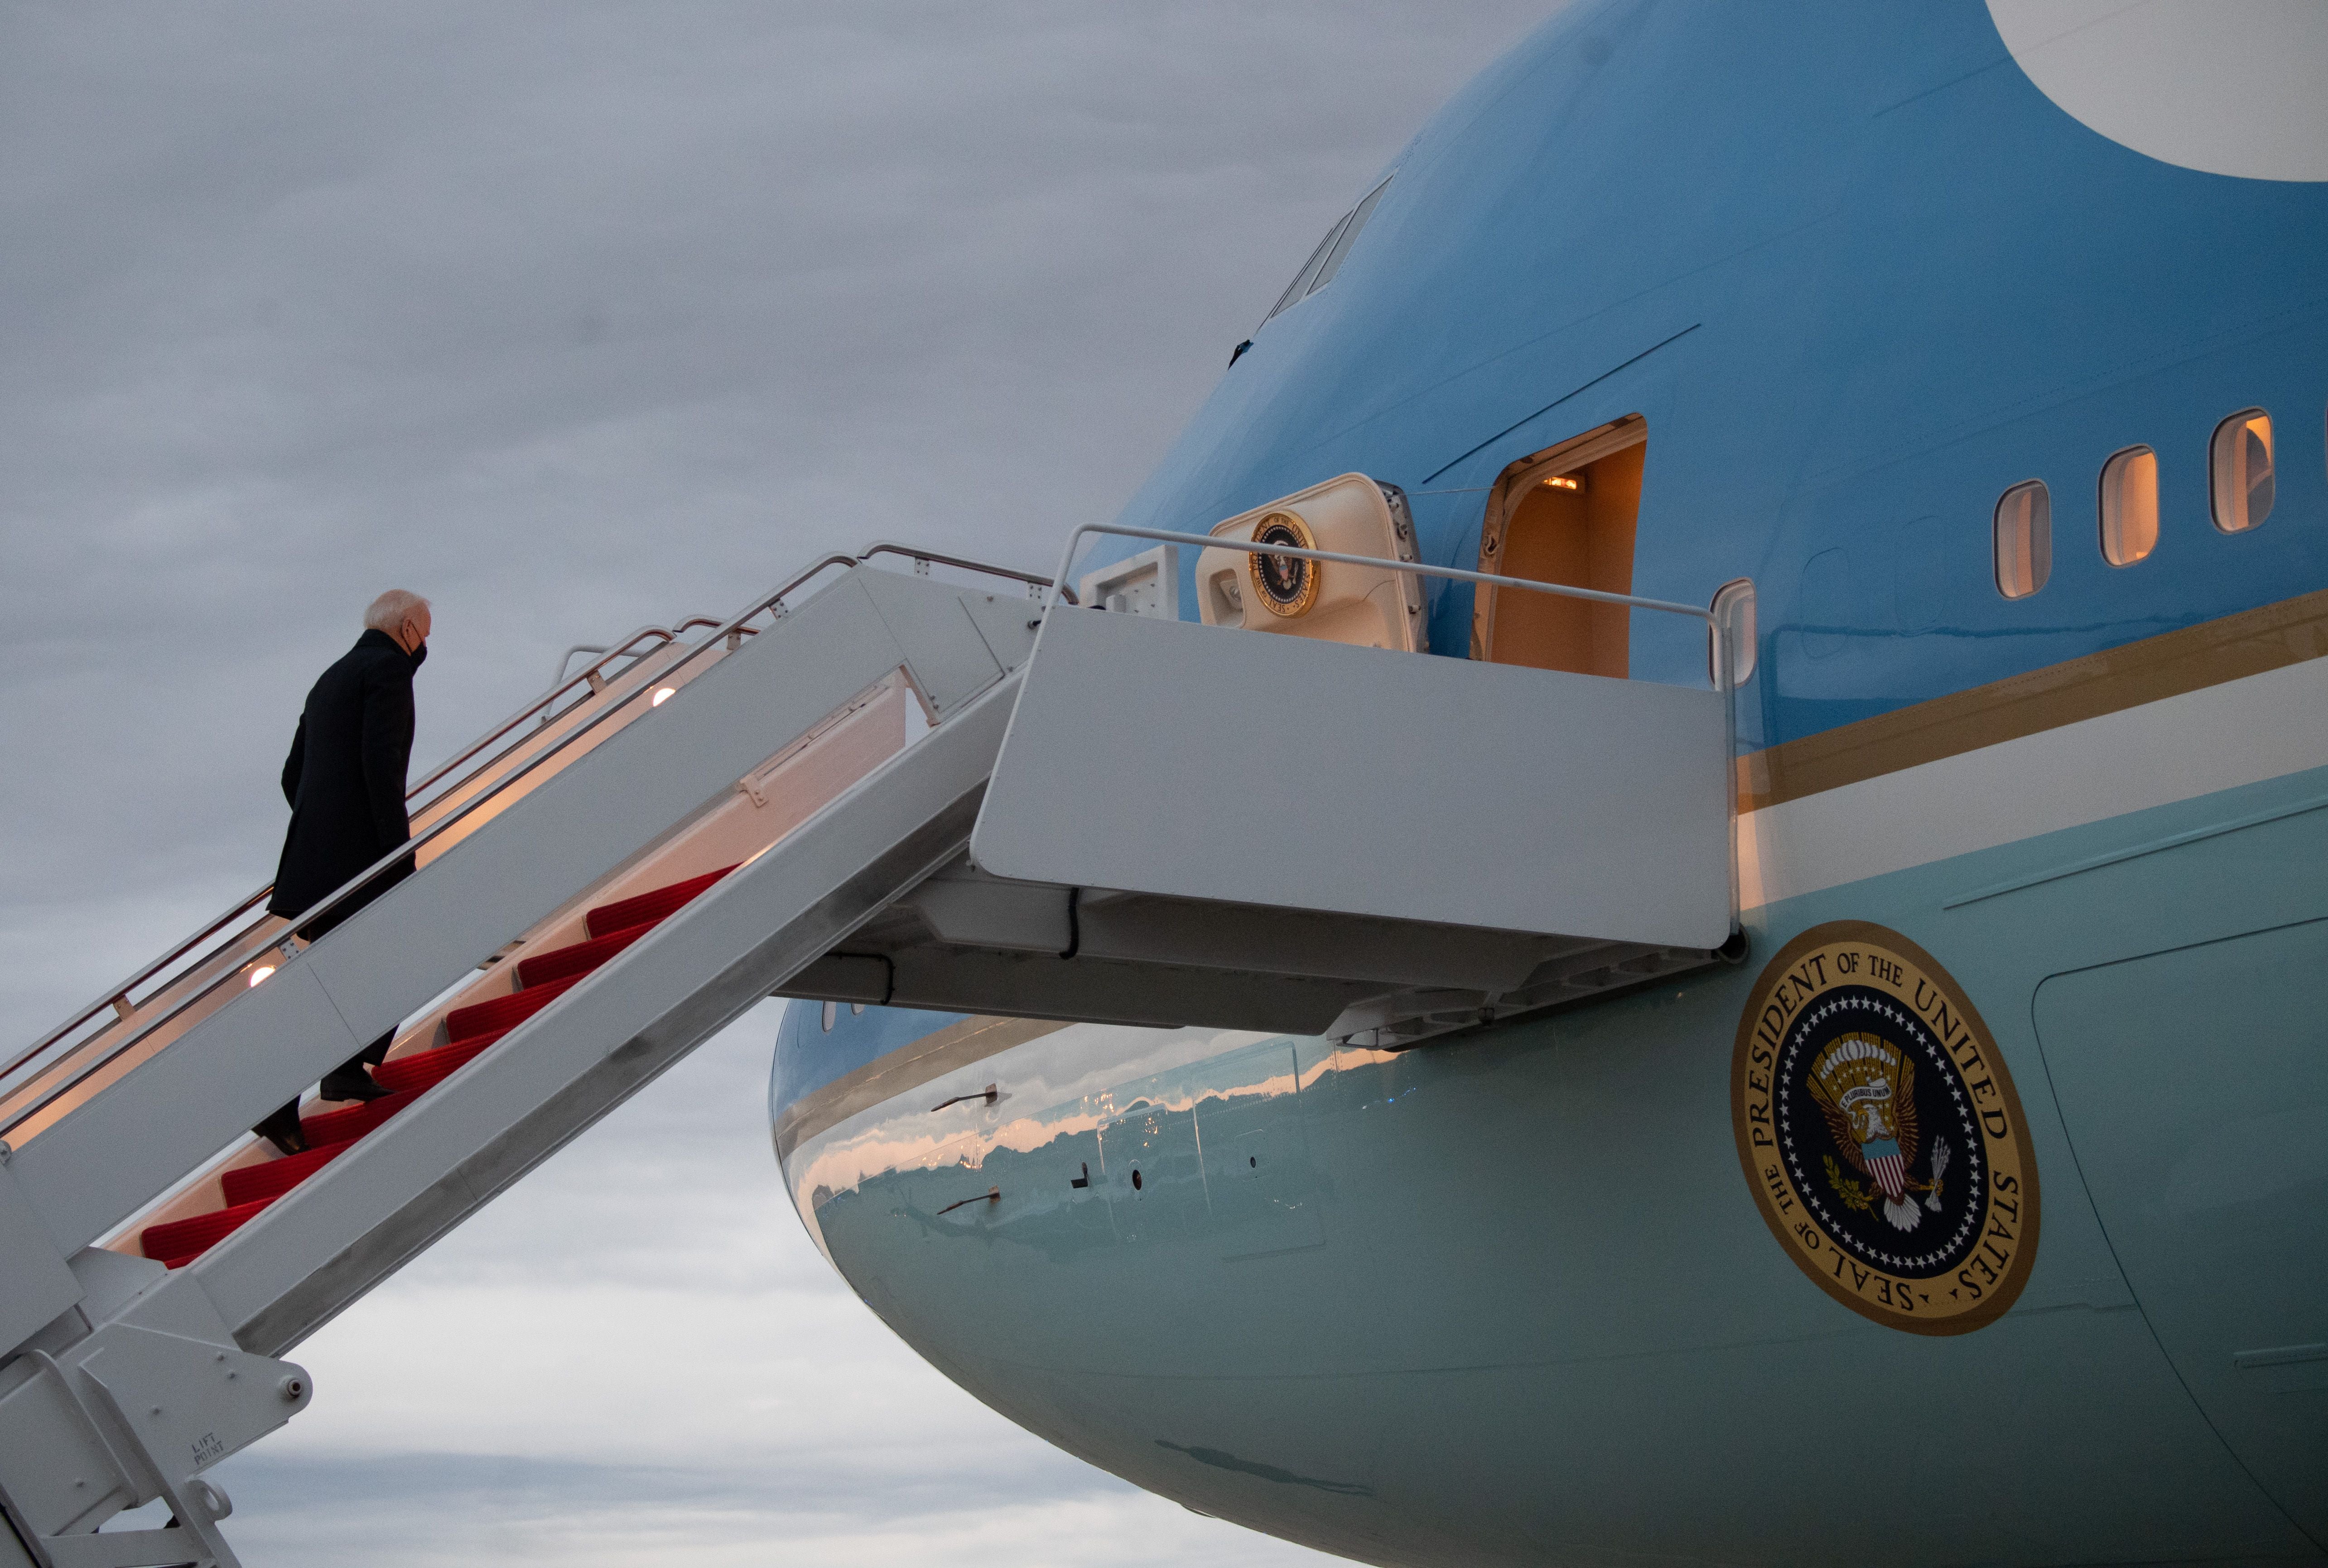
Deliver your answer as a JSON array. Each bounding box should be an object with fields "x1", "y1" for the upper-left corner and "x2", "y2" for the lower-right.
[{"x1": 787, "y1": 1023, "x2": 1397, "y2": 1268}]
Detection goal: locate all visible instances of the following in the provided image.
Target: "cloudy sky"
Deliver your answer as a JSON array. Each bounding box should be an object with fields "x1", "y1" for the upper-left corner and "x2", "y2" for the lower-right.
[{"x1": 2, "y1": 3, "x2": 1552, "y2": 1562}]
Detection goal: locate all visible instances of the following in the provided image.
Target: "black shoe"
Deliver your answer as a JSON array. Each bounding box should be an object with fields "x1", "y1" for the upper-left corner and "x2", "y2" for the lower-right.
[
  {"x1": 254, "y1": 1103, "x2": 308, "y2": 1157},
  {"x1": 317, "y1": 1068, "x2": 391, "y2": 1103}
]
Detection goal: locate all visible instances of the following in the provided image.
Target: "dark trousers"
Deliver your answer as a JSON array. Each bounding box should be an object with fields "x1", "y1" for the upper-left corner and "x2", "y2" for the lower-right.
[{"x1": 253, "y1": 858, "x2": 413, "y2": 1149}]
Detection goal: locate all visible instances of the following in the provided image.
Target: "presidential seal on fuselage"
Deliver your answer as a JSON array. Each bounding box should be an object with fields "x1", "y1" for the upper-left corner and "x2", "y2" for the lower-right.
[{"x1": 1730, "y1": 922, "x2": 2039, "y2": 1334}]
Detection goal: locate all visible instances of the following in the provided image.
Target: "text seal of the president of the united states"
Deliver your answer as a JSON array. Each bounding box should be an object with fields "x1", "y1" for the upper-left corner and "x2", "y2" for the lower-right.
[{"x1": 1731, "y1": 922, "x2": 2039, "y2": 1334}]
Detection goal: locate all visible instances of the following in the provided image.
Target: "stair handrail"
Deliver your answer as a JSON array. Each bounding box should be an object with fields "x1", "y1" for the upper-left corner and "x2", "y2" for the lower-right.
[
  {"x1": 1048, "y1": 521, "x2": 1724, "y2": 644},
  {"x1": 4, "y1": 543, "x2": 1051, "y2": 1137},
  {"x1": 856, "y1": 542, "x2": 1053, "y2": 595},
  {"x1": 1048, "y1": 521, "x2": 1746, "y2": 930},
  {"x1": 8, "y1": 624, "x2": 703, "y2": 1093},
  {"x1": 536, "y1": 618, "x2": 734, "y2": 711},
  {"x1": 424, "y1": 622, "x2": 681, "y2": 787}
]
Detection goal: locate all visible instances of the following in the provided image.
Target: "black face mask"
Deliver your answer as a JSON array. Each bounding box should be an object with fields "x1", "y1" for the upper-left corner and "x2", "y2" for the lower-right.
[{"x1": 408, "y1": 641, "x2": 428, "y2": 670}]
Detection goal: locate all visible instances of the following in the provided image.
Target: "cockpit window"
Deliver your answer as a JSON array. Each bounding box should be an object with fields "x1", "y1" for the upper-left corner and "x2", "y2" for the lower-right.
[
  {"x1": 1306, "y1": 177, "x2": 1392, "y2": 296},
  {"x1": 1264, "y1": 222, "x2": 1346, "y2": 323},
  {"x1": 1261, "y1": 175, "x2": 1393, "y2": 326}
]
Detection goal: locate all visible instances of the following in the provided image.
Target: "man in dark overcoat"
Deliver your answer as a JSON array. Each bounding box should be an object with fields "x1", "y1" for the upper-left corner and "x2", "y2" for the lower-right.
[{"x1": 253, "y1": 589, "x2": 432, "y2": 1153}]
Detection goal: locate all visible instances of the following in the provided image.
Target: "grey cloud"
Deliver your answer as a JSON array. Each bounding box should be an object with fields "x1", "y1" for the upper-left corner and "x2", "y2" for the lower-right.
[{"x1": 2, "y1": 2, "x2": 1550, "y2": 1028}]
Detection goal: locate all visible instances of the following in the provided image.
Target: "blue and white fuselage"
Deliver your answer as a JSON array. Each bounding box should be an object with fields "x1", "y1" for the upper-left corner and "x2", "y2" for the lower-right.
[{"x1": 772, "y1": 5, "x2": 2328, "y2": 1562}]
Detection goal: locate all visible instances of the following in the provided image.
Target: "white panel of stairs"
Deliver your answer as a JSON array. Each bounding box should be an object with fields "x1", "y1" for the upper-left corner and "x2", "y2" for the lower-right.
[
  {"x1": 195, "y1": 671, "x2": 1021, "y2": 1354},
  {"x1": 10, "y1": 569, "x2": 1023, "y2": 1258},
  {"x1": 0, "y1": 1167, "x2": 78, "y2": 1351},
  {"x1": 970, "y1": 607, "x2": 1732, "y2": 949}
]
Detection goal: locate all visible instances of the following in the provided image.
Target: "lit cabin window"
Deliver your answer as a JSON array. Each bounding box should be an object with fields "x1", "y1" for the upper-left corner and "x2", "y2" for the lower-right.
[
  {"x1": 1710, "y1": 578, "x2": 1757, "y2": 684},
  {"x1": 2210, "y1": 408, "x2": 2274, "y2": 532},
  {"x1": 2098, "y1": 445, "x2": 2159, "y2": 566},
  {"x1": 1994, "y1": 480, "x2": 2051, "y2": 599}
]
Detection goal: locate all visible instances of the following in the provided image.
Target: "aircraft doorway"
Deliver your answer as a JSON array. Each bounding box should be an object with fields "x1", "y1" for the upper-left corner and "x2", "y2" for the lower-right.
[{"x1": 1472, "y1": 415, "x2": 1646, "y2": 677}]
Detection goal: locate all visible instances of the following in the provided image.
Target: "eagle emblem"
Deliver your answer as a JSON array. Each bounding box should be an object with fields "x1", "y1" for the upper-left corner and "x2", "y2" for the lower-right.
[
  {"x1": 1805, "y1": 1032, "x2": 1950, "y2": 1232},
  {"x1": 1245, "y1": 512, "x2": 1320, "y2": 618},
  {"x1": 1730, "y1": 922, "x2": 2039, "y2": 1336}
]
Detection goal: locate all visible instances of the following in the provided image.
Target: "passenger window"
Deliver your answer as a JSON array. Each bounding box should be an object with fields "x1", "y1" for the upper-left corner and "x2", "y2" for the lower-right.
[
  {"x1": 1473, "y1": 416, "x2": 1646, "y2": 677},
  {"x1": 2211, "y1": 409, "x2": 2274, "y2": 532},
  {"x1": 2098, "y1": 445, "x2": 2158, "y2": 566},
  {"x1": 1994, "y1": 480, "x2": 2051, "y2": 599},
  {"x1": 1709, "y1": 578, "x2": 1757, "y2": 684}
]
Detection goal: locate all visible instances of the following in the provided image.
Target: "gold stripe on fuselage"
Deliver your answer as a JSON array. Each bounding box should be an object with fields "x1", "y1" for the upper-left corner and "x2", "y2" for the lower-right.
[
  {"x1": 785, "y1": 590, "x2": 2328, "y2": 1160},
  {"x1": 1736, "y1": 587, "x2": 2328, "y2": 812}
]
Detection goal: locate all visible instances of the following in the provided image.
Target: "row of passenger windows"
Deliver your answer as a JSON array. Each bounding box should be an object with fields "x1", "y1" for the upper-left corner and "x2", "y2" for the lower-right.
[{"x1": 1992, "y1": 407, "x2": 2280, "y2": 598}]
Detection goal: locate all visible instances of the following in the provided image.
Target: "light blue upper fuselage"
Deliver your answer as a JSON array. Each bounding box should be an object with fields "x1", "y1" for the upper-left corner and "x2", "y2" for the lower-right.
[
  {"x1": 781, "y1": 0, "x2": 2328, "y2": 1105},
  {"x1": 1095, "y1": 0, "x2": 2328, "y2": 745}
]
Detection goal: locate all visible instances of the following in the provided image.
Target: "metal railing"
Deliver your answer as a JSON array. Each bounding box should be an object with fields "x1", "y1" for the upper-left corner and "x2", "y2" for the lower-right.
[
  {"x1": 2, "y1": 541, "x2": 1051, "y2": 1139},
  {"x1": 1048, "y1": 521, "x2": 1746, "y2": 928},
  {"x1": 1048, "y1": 521, "x2": 1731, "y2": 669},
  {"x1": 6, "y1": 633, "x2": 683, "y2": 1096},
  {"x1": 537, "y1": 615, "x2": 770, "y2": 704},
  {"x1": 859, "y1": 542, "x2": 1051, "y2": 597}
]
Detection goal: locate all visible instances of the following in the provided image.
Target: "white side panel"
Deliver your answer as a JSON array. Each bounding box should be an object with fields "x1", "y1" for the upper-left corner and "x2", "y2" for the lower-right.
[
  {"x1": 11, "y1": 569, "x2": 1011, "y2": 1256},
  {"x1": 0, "y1": 1168, "x2": 78, "y2": 1351},
  {"x1": 971, "y1": 609, "x2": 1730, "y2": 948}
]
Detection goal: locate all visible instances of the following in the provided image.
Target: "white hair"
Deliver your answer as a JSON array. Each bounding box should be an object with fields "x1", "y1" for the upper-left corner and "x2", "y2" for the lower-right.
[{"x1": 364, "y1": 589, "x2": 430, "y2": 633}]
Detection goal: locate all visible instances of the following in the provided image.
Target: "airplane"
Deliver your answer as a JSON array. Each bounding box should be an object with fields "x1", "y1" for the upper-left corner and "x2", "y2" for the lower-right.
[
  {"x1": 769, "y1": 3, "x2": 2328, "y2": 1564},
  {"x1": 0, "y1": 3, "x2": 2321, "y2": 1566}
]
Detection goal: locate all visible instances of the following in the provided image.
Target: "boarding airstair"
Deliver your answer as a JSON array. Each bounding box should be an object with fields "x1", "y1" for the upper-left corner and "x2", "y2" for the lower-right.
[{"x1": 0, "y1": 511, "x2": 1740, "y2": 1568}]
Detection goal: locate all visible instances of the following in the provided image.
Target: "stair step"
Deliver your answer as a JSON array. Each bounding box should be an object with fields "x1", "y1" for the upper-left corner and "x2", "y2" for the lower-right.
[
  {"x1": 444, "y1": 971, "x2": 582, "y2": 1044},
  {"x1": 516, "y1": 920, "x2": 655, "y2": 988},
  {"x1": 301, "y1": 1088, "x2": 419, "y2": 1146},
  {"x1": 144, "y1": 1197, "x2": 275, "y2": 1264},
  {"x1": 222, "y1": 1139, "x2": 357, "y2": 1206},
  {"x1": 372, "y1": 1028, "x2": 509, "y2": 1096},
  {"x1": 144, "y1": 867, "x2": 742, "y2": 1274},
  {"x1": 586, "y1": 865, "x2": 733, "y2": 939}
]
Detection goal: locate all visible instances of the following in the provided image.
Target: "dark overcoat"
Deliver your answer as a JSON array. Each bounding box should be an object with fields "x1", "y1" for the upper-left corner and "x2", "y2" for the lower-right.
[{"x1": 268, "y1": 629, "x2": 421, "y2": 929}]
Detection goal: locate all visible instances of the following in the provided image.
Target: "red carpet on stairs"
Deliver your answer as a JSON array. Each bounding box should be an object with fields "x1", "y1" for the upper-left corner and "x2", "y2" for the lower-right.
[
  {"x1": 517, "y1": 920, "x2": 654, "y2": 987},
  {"x1": 146, "y1": 1198, "x2": 277, "y2": 1269},
  {"x1": 443, "y1": 970, "x2": 583, "y2": 1043},
  {"x1": 223, "y1": 1139, "x2": 356, "y2": 1206},
  {"x1": 142, "y1": 864, "x2": 734, "y2": 1269},
  {"x1": 587, "y1": 866, "x2": 733, "y2": 938},
  {"x1": 300, "y1": 1089, "x2": 419, "y2": 1147},
  {"x1": 371, "y1": 1027, "x2": 508, "y2": 1095}
]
